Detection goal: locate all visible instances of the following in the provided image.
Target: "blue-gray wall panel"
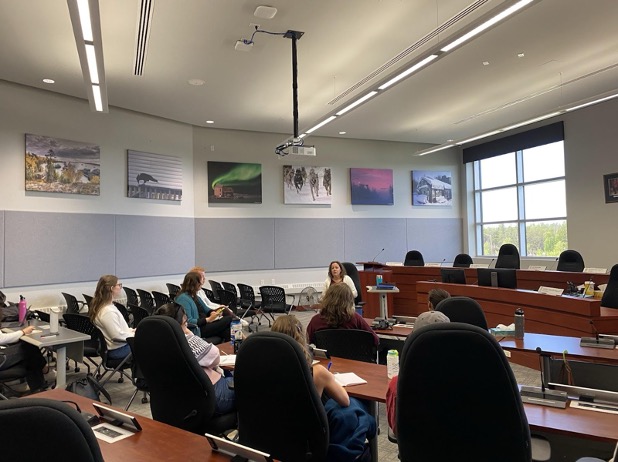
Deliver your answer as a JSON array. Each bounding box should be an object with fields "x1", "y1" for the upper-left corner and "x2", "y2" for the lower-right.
[
  {"x1": 0, "y1": 211, "x2": 4, "y2": 288},
  {"x1": 406, "y1": 218, "x2": 463, "y2": 264},
  {"x1": 196, "y1": 218, "x2": 274, "y2": 272},
  {"x1": 343, "y1": 218, "x2": 408, "y2": 264},
  {"x1": 275, "y1": 219, "x2": 344, "y2": 269},
  {"x1": 116, "y1": 215, "x2": 195, "y2": 278},
  {"x1": 4, "y1": 211, "x2": 115, "y2": 287}
]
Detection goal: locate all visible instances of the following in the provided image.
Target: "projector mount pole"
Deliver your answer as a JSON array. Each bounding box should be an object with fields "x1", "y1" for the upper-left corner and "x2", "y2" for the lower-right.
[{"x1": 284, "y1": 30, "x2": 304, "y2": 140}]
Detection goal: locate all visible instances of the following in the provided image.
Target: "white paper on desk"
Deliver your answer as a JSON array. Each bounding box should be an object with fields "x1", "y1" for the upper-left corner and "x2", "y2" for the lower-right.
[
  {"x1": 584, "y1": 267, "x2": 607, "y2": 274},
  {"x1": 538, "y1": 286, "x2": 564, "y2": 296},
  {"x1": 496, "y1": 323, "x2": 515, "y2": 330},
  {"x1": 334, "y1": 372, "x2": 367, "y2": 387},
  {"x1": 219, "y1": 355, "x2": 236, "y2": 366},
  {"x1": 92, "y1": 423, "x2": 135, "y2": 443}
]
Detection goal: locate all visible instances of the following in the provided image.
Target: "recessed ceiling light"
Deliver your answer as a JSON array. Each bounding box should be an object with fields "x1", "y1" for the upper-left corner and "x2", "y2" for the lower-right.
[
  {"x1": 188, "y1": 79, "x2": 205, "y2": 86},
  {"x1": 339, "y1": 131, "x2": 347, "y2": 135},
  {"x1": 482, "y1": 61, "x2": 490, "y2": 66},
  {"x1": 43, "y1": 78, "x2": 55, "y2": 84},
  {"x1": 517, "y1": 53, "x2": 525, "y2": 58},
  {"x1": 254, "y1": 6, "x2": 277, "y2": 19},
  {"x1": 206, "y1": 120, "x2": 214, "y2": 124},
  {"x1": 447, "y1": 139, "x2": 454, "y2": 142}
]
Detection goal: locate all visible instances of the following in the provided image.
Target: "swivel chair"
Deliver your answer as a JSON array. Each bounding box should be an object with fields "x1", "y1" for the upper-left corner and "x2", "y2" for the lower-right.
[
  {"x1": 601, "y1": 264, "x2": 618, "y2": 309},
  {"x1": 397, "y1": 323, "x2": 531, "y2": 462},
  {"x1": 341, "y1": 262, "x2": 366, "y2": 312},
  {"x1": 556, "y1": 250, "x2": 585, "y2": 272},
  {"x1": 314, "y1": 329, "x2": 378, "y2": 363},
  {"x1": 495, "y1": 244, "x2": 521, "y2": 269},
  {"x1": 453, "y1": 253, "x2": 473, "y2": 268},
  {"x1": 404, "y1": 250, "x2": 425, "y2": 267},
  {"x1": 435, "y1": 296, "x2": 488, "y2": 330}
]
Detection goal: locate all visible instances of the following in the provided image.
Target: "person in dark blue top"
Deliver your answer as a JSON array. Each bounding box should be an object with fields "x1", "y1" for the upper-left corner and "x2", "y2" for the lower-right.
[{"x1": 175, "y1": 272, "x2": 232, "y2": 341}]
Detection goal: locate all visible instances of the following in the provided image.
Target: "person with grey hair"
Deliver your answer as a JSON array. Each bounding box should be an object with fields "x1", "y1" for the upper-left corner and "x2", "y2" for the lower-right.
[{"x1": 386, "y1": 310, "x2": 450, "y2": 436}]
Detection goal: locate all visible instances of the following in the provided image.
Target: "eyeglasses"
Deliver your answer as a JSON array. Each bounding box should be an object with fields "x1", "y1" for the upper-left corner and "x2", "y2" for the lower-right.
[{"x1": 115, "y1": 283, "x2": 123, "y2": 288}]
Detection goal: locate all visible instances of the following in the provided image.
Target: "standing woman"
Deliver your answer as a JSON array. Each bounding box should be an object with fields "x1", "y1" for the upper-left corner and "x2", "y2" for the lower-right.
[
  {"x1": 89, "y1": 275, "x2": 134, "y2": 360},
  {"x1": 175, "y1": 272, "x2": 232, "y2": 341},
  {"x1": 324, "y1": 261, "x2": 357, "y2": 298}
]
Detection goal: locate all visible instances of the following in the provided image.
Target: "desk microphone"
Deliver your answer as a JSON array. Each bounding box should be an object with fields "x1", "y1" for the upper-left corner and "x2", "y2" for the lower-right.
[
  {"x1": 371, "y1": 248, "x2": 385, "y2": 263},
  {"x1": 519, "y1": 348, "x2": 568, "y2": 408},
  {"x1": 580, "y1": 320, "x2": 615, "y2": 349},
  {"x1": 550, "y1": 257, "x2": 559, "y2": 271},
  {"x1": 439, "y1": 258, "x2": 446, "y2": 266},
  {"x1": 536, "y1": 347, "x2": 548, "y2": 396},
  {"x1": 489, "y1": 258, "x2": 496, "y2": 268}
]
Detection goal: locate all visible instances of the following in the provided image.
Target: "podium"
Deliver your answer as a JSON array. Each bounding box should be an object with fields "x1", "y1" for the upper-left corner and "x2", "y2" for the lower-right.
[{"x1": 356, "y1": 262, "x2": 393, "y2": 318}]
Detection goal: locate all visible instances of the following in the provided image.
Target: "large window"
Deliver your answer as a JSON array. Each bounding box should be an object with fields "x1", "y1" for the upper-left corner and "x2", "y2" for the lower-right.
[{"x1": 473, "y1": 141, "x2": 567, "y2": 257}]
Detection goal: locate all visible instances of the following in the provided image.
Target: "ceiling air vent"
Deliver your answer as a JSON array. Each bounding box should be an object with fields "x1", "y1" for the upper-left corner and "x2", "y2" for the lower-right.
[{"x1": 133, "y1": 0, "x2": 155, "y2": 76}]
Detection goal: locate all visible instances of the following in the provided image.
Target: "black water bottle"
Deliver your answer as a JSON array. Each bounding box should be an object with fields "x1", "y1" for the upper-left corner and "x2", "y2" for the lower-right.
[{"x1": 514, "y1": 308, "x2": 525, "y2": 339}]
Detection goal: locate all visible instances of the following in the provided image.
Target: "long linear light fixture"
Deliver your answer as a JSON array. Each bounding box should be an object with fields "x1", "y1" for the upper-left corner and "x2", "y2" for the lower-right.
[
  {"x1": 67, "y1": 0, "x2": 108, "y2": 112},
  {"x1": 292, "y1": 0, "x2": 536, "y2": 141},
  {"x1": 414, "y1": 90, "x2": 618, "y2": 156}
]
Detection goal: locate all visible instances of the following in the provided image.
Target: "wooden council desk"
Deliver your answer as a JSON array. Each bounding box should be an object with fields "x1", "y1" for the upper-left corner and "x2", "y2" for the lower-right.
[
  {"x1": 32, "y1": 389, "x2": 230, "y2": 462},
  {"x1": 415, "y1": 281, "x2": 618, "y2": 337}
]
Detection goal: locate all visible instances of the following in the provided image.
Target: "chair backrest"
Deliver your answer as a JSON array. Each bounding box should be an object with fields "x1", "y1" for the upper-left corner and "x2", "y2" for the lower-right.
[
  {"x1": 341, "y1": 262, "x2": 363, "y2": 305},
  {"x1": 202, "y1": 288, "x2": 217, "y2": 304},
  {"x1": 259, "y1": 286, "x2": 288, "y2": 313},
  {"x1": 435, "y1": 296, "x2": 488, "y2": 330},
  {"x1": 235, "y1": 332, "x2": 329, "y2": 461},
  {"x1": 221, "y1": 282, "x2": 239, "y2": 298},
  {"x1": 166, "y1": 283, "x2": 181, "y2": 299},
  {"x1": 82, "y1": 293, "x2": 93, "y2": 307},
  {"x1": 125, "y1": 337, "x2": 148, "y2": 393},
  {"x1": 453, "y1": 253, "x2": 474, "y2": 268},
  {"x1": 62, "y1": 313, "x2": 101, "y2": 353},
  {"x1": 397, "y1": 323, "x2": 531, "y2": 462},
  {"x1": 209, "y1": 280, "x2": 223, "y2": 302},
  {"x1": 134, "y1": 316, "x2": 234, "y2": 434},
  {"x1": 0, "y1": 398, "x2": 104, "y2": 462},
  {"x1": 495, "y1": 243, "x2": 521, "y2": 269},
  {"x1": 556, "y1": 250, "x2": 585, "y2": 272},
  {"x1": 404, "y1": 250, "x2": 425, "y2": 267},
  {"x1": 237, "y1": 283, "x2": 256, "y2": 308},
  {"x1": 601, "y1": 264, "x2": 618, "y2": 309},
  {"x1": 113, "y1": 302, "x2": 131, "y2": 325},
  {"x1": 123, "y1": 287, "x2": 140, "y2": 306},
  {"x1": 62, "y1": 292, "x2": 82, "y2": 314},
  {"x1": 314, "y1": 329, "x2": 377, "y2": 363},
  {"x1": 137, "y1": 289, "x2": 155, "y2": 314},
  {"x1": 152, "y1": 291, "x2": 171, "y2": 309},
  {"x1": 128, "y1": 304, "x2": 149, "y2": 328},
  {"x1": 217, "y1": 289, "x2": 238, "y2": 313}
]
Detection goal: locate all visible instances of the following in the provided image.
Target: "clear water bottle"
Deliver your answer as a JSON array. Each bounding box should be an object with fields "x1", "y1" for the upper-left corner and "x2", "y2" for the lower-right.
[
  {"x1": 18, "y1": 295, "x2": 27, "y2": 325},
  {"x1": 230, "y1": 319, "x2": 242, "y2": 352},
  {"x1": 514, "y1": 308, "x2": 525, "y2": 339},
  {"x1": 387, "y1": 349, "x2": 399, "y2": 379}
]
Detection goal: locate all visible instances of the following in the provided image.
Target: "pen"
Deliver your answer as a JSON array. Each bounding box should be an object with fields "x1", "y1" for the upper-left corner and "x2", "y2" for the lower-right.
[{"x1": 327, "y1": 361, "x2": 332, "y2": 371}]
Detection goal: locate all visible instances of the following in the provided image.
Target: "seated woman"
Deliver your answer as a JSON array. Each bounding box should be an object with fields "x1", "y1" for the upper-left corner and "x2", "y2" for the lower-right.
[
  {"x1": 155, "y1": 302, "x2": 235, "y2": 414},
  {"x1": 175, "y1": 272, "x2": 232, "y2": 341},
  {"x1": 306, "y1": 284, "x2": 378, "y2": 346},
  {"x1": 272, "y1": 315, "x2": 376, "y2": 462},
  {"x1": 89, "y1": 275, "x2": 134, "y2": 360},
  {"x1": 0, "y1": 325, "x2": 47, "y2": 393},
  {"x1": 323, "y1": 261, "x2": 358, "y2": 298}
]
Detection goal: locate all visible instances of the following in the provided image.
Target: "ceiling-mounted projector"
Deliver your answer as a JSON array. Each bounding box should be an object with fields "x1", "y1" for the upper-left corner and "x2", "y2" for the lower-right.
[{"x1": 290, "y1": 145, "x2": 316, "y2": 156}]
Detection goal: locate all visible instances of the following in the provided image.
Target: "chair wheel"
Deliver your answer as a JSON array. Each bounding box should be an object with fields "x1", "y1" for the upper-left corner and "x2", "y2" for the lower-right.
[
  {"x1": 117, "y1": 377, "x2": 124, "y2": 383},
  {"x1": 141, "y1": 397, "x2": 148, "y2": 404},
  {"x1": 75, "y1": 367, "x2": 80, "y2": 373}
]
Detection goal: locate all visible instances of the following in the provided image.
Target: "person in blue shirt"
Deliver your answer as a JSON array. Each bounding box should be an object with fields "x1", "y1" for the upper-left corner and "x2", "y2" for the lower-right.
[{"x1": 175, "y1": 272, "x2": 232, "y2": 341}]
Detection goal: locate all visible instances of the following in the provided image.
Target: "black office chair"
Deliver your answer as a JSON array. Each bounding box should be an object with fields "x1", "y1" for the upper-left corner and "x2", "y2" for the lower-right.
[
  {"x1": 137, "y1": 289, "x2": 156, "y2": 315},
  {"x1": 0, "y1": 398, "x2": 104, "y2": 462},
  {"x1": 166, "y1": 283, "x2": 181, "y2": 299},
  {"x1": 435, "y1": 296, "x2": 489, "y2": 330},
  {"x1": 258, "y1": 286, "x2": 294, "y2": 327},
  {"x1": 152, "y1": 290, "x2": 171, "y2": 309},
  {"x1": 235, "y1": 331, "x2": 329, "y2": 462},
  {"x1": 495, "y1": 243, "x2": 521, "y2": 269},
  {"x1": 404, "y1": 250, "x2": 425, "y2": 266},
  {"x1": 0, "y1": 354, "x2": 29, "y2": 399},
  {"x1": 123, "y1": 286, "x2": 140, "y2": 307},
  {"x1": 62, "y1": 313, "x2": 102, "y2": 374},
  {"x1": 124, "y1": 337, "x2": 149, "y2": 411},
  {"x1": 62, "y1": 292, "x2": 85, "y2": 314},
  {"x1": 128, "y1": 304, "x2": 149, "y2": 328},
  {"x1": 113, "y1": 301, "x2": 131, "y2": 325},
  {"x1": 82, "y1": 293, "x2": 93, "y2": 308},
  {"x1": 217, "y1": 288, "x2": 238, "y2": 314},
  {"x1": 202, "y1": 288, "x2": 218, "y2": 305},
  {"x1": 236, "y1": 283, "x2": 260, "y2": 329},
  {"x1": 556, "y1": 250, "x2": 585, "y2": 272},
  {"x1": 209, "y1": 280, "x2": 223, "y2": 303},
  {"x1": 314, "y1": 329, "x2": 378, "y2": 363},
  {"x1": 94, "y1": 326, "x2": 132, "y2": 387},
  {"x1": 453, "y1": 253, "x2": 474, "y2": 268},
  {"x1": 222, "y1": 282, "x2": 241, "y2": 305},
  {"x1": 601, "y1": 264, "x2": 618, "y2": 309},
  {"x1": 134, "y1": 316, "x2": 236, "y2": 435},
  {"x1": 397, "y1": 323, "x2": 531, "y2": 462},
  {"x1": 341, "y1": 262, "x2": 366, "y2": 312}
]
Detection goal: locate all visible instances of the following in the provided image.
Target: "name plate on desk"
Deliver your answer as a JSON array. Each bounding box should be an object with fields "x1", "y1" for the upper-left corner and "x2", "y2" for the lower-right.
[
  {"x1": 424, "y1": 262, "x2": 442, "y2": 267},
  {"x1": 470, "y1": 263, "x2": 489, "y2": 268},
  {"x1": 528, "y1": 265, "x2": 547, "y2": 271},
  {"x1": 584, "y1": 267, "x2": 608, "y2": 274},
  {"x1": 538, "y1": 286, "x2": 564, "y2": 296}
]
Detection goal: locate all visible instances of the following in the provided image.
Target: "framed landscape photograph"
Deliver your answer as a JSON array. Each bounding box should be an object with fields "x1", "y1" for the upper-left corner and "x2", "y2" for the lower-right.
[
  {"x1": 350, "y1": 168, "x2": 393, "y2": 205},
  {"x1": 207, "y1": 161, "x2": 262, "y2": 204},
  {"x1": 412, "y1": 170, "x2": 452, "y2": 206},
  {"x1": 25, "y1": 133, "x2": 100, "y2": 195},
  {"x1": 604, "y1": 172, "x2": 618, "y2": 203},
  {"x1": 283, "y1": 165, "x2": 332, "y2": 204},
  {"x1": 127, "y1": 150, "x2": 183, "y2": 201}
]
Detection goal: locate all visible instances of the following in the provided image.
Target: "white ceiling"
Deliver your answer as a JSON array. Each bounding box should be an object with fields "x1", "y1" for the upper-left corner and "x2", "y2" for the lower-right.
[{"x1": 1, "y1": 0, "x2": 617, "y2": 149}]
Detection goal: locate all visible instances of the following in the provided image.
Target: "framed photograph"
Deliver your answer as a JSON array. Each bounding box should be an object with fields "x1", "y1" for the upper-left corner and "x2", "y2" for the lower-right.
[
  {"x1": 283, "y1": 165, "x2": 332, "y2": 204},
  {"x1": 412, "y1": 170, "x2": 452, "y2": 206},
  {"x1": 207, "y1": 161, "x2": 262, "y2": 204},
  {"x1": 127, "y1": 150, "x2": 183, "y2": 201},
  {"x1": 25, "y1": 133, "x2": 100, "y2": 195},
  {"x1": 350, "y1": 168, "x2": 393, "y2": 205},
  {"x1": 604, "y1": 172, "x2": 618, "y2": 203}
]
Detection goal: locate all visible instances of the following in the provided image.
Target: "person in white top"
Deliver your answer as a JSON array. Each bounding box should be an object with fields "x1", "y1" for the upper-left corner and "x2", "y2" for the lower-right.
[
  {"x1": 324, "y1": 261, "x2": 358, "y2": 298},
  {"x1": 89, "y1": 275, "x2": 135, "y2": 360},
  {"x1": 0, "y1": 325, "x2": 47, "y2": 392}
]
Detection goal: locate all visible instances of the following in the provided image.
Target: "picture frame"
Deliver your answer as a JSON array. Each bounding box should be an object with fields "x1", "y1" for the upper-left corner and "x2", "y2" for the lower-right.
[
  {"x1": 127, "y1": 150, "x2": 183, "y2": 201},
  {"x1": 603, "y1": 172, "x2": 618, "y2": 203},
  {"x1": 350, "y1": 168, "x2": 393, "y2": 205},
  {"x1": 412, "y1": 170, "x2": 452, "y2": 206},
  {"x1": 207, "y1": 161, "x2": 262, "y2": 204},
  {"x1": 283, "y1": 165, "x2": 332, "y2": 204}
]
